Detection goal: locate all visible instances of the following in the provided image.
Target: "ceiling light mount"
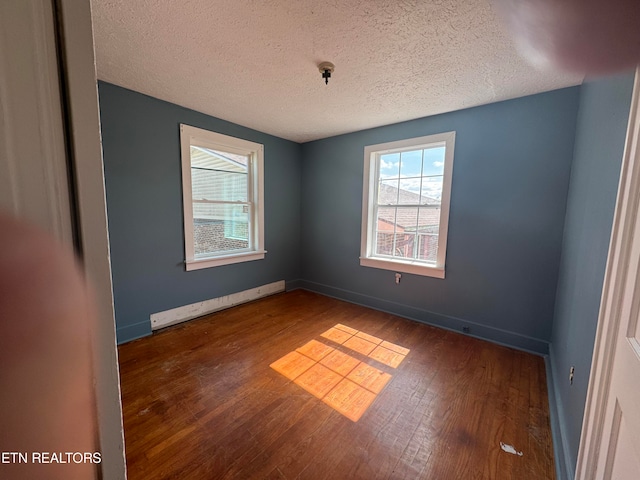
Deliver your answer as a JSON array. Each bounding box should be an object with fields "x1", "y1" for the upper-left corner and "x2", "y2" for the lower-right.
[{"x1": 318, "y1": 62, "x2": 335, "y2": 85}]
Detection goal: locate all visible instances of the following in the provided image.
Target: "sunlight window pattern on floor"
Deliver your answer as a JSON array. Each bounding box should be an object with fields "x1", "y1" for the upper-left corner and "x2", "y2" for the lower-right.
[{"x1": 270, "y1": 324, "x2": 409, "y2": 421}]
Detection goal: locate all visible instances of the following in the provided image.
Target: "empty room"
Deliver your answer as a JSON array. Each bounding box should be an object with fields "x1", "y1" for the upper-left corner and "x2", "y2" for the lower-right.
[
  {"x1": 95, "y1": 0, "x2": 637, "y2": 476},
  {"x1": 2, "y1": 1, "x2": 640, "y2": 479}
]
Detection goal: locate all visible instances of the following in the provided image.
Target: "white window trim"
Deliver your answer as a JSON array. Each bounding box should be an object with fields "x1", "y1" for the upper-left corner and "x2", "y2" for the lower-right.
[
  {"x1": 180, "y1": 124, "x2": 265, "y2": 271},
  {"x1": 360, "y1": 131, "x2": 455, "y2": 279}
]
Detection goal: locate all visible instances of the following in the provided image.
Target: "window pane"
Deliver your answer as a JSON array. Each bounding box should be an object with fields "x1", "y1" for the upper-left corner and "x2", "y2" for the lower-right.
[
  {"x1": 417, "y1": 234, "x2": 438, "y2": 263},
  {"x1": 398, "y1": 178, "x2": 422, "y2": 204},
  {"x1": 399, "y1": 150, "x2": 422, "y2": 178},
  {"x1": 181, "y1": 125, "x2": 264, "y2": 269},
  {"x1": 394, "y1": 207, "x2": 419, "y2": 233},
  {"x1": 378, "y1": 180, "x2": 399, "y2": 205},
  {"x1": 418, "y1": 207, "x2": 440, "y2": 231},
  {"x1": 375, "y1": 232, "x2": 395, "y2": 256},
  {"x1": 422, "y1": 146, "x2": 445, "y2": 176},
  {"x1": 417, "y1": 207, "x2": 439, "y2": 263},
  {"x1": 362, "y1": 131, "x2": 454, "y2": 275},
  {"x1": 393, "y1": 233, "x2": 416, "y2": 259},
  {"x1": 379, "y1": 153, "x2": 400, "y2": 178},
  {"x1": 191, "y1": 146, "x2": 248, "y2": 172},
  {"x1": 376, "y1": 206, "x2": 397, "y2": 233},
  {"x1": 207, "y1": 149, "x2": 249, "y2": 169},
  {"x1": 394, "y1": 207, "x2": 419, "y2": 259},
  {"x1": 190, "y1": 146, "x2": 249, "y2": 202},
  {"x1": 193, "y1": 203, "x2": 250, "y2": 256},
  {"x1": 192, "y1": 168, "x2": 247, "y2": 202},
  {"x1": 420, "y1": 176, "x2": 443, "y2": 205}
]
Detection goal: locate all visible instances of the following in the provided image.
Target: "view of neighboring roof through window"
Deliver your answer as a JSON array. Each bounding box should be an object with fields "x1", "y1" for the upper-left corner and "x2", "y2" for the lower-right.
[
  {"x1": 191, "y1": 146, "x2": 250, "y2": 255},
  {"x1": 180, "y1": 124, "x2": 265, "y2": 271},
  {"x1": 377, "y1": 146, "x2": 444, "y2": 263},
  {"x1": 361, "y1": 132, "x2": 455, "y2": 278}
]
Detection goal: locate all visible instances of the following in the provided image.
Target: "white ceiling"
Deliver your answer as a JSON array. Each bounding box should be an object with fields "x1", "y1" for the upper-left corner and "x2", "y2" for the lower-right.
[{"x1": 91, "y1": 0, "x2": 583, "y2": 143}]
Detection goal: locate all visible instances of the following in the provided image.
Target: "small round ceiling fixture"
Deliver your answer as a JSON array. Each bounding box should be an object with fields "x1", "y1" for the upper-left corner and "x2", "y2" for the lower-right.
[{"x1": 318, "y1": 62, "x2": 335, "y2": 85}]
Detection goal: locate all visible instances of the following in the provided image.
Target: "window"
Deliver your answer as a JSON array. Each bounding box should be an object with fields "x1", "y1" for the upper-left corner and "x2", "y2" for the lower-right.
[
  {"x1": 360, "y1": 132, "x2": 455, "y2": 278},
  {"x1": 180, "y1": 124, "x2": 265, "y2": 270}
]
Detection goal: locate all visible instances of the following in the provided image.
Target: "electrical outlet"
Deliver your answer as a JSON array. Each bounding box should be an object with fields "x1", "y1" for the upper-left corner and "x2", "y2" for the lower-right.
[{"x1": 569, "y1": 366, "x2": 575, "y2": 385}]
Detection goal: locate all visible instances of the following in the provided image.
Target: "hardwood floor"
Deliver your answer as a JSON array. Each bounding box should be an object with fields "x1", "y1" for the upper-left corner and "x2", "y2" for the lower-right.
[{"x1": 118, "y1": 290, "x2": 555, "y2": 479}]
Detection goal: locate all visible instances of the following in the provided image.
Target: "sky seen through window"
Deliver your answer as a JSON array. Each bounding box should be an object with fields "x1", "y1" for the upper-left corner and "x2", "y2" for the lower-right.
[{"x1": 379, "y1": 147, "x2": 445, "y2": 201}]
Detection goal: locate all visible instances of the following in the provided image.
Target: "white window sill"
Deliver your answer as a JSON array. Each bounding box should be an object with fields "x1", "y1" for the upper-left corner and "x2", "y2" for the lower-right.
[
  {"x1": 359, "y1": 256, "x2": 445, "y2": 279},
  {"x1": 186, "y1": 250, "x2": 266, "y2": 271}
]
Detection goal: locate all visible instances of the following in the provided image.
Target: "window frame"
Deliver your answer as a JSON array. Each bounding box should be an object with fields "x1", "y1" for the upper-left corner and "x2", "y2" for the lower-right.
[
  {"x1": 180, "y1": 124, "x2": 265, "y2": 271},
  {"x1": 360, "y1": 131, "x2": 455, "y2": 279}
]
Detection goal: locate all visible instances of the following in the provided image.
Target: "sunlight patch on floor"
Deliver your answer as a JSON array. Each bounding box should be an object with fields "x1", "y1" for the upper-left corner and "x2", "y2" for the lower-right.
[{"x1": 270, "y1": 324, "x2": 409, "y2": 421}]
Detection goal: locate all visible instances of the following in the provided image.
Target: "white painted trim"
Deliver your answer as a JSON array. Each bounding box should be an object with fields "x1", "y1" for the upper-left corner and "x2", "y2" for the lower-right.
[
  {"x1": 151, "y1": 280, "x2": 285, "y2": 330},
  {"x1": 576, "y1": 68, "x2": 640, "y2": 480},
  {"x1": 185, "y1": 249, "x2": 266, "y2": 271},
  {"x1": 0, "y1": 0, "x2": 73, "y2": 245},
  {"x1": 0, "y1": 2, "x2": 126, "y2": 478},
  {"x1": 56, "y1": 0, "x2": 126, "y2": 478},
  {"x1": 360, "y1": 131, "x2": 455, "y2": 278},
  {"x1": 359, "y1": 256, "x2": 445, "y2": 278},
  {"x1": 180, "y1": 124, "x2": 265, "y2": 270},
  {"x1": 180, "y1": 124, "x2": 196, "y2": 263},
  {"x1": 437, "y1": 132, "x2": 456, "y2": 269}
]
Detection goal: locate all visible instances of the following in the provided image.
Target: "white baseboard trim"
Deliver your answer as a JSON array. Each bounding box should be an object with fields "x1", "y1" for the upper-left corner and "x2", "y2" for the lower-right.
[{"x1": 150, "y1": 280, "x2": 285, "y2": 331}]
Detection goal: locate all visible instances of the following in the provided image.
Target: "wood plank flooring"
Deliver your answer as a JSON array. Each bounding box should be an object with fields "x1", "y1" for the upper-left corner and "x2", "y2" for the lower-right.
[{"x1": 118, "y1": 290, "x2": 555, "y2": 479}]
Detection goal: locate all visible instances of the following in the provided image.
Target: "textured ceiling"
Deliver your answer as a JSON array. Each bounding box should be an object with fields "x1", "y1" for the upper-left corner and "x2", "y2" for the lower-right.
[{"x1": 91, "y1": 0, "x2": 583, "y2": 143}]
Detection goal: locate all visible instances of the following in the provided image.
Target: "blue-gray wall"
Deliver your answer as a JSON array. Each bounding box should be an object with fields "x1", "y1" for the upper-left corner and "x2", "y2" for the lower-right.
[
  {"x1": 98, "y1": 82, "x2": 302, "y2": 343},
  {"x1": 299, "y1": 88, "x2": 581, "y2": 354},
  {"x1": 549, "y1": 72, "x2": 635, "y2": 480},
  {"x1": 100, "y1": 73, "x2": 638, "y2": 477}
]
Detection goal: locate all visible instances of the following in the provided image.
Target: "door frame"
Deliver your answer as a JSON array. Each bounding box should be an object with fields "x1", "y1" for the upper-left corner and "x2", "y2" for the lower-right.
[
  {"x1": 576, "y1": 67, "x2": 640, "y2": 479},
  {"x1": 56, "y1": 0, "x2": 126, "y2": 478},
  {"x1": 0, "y1": 1, "x2": 126, "y2": 477}
]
